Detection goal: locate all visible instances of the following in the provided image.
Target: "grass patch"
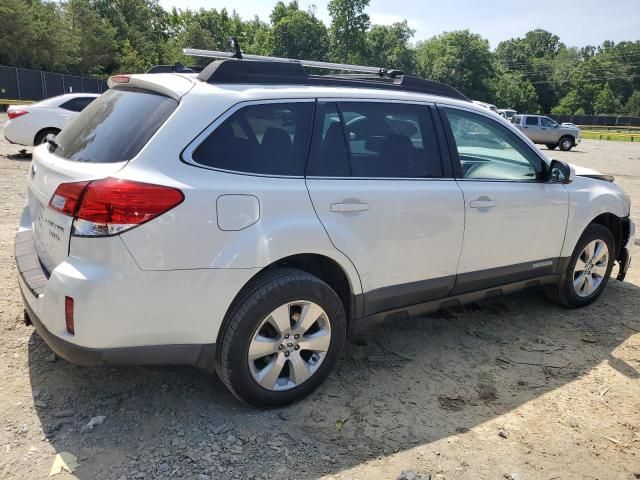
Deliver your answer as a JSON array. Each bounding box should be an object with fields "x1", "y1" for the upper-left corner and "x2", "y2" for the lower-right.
[{"x1": 581, "y1": 131, "x2": 640, "y2": 142}]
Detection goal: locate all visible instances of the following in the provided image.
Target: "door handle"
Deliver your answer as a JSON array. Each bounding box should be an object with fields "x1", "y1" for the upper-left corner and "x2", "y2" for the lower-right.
[
  {"x1": 330, "y1": 202, "x2": 369, "y2": 213},
  {"x1": 469, "y1": 198, "x2": 496, "y2": 209}
]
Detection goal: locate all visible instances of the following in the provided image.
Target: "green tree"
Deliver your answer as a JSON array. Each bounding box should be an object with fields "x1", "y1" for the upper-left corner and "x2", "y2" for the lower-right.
[
  {"x1": 365, "y1": 21, "x2": 415, "y2": 73},
  {"x1": 271, "y1": 2, "x2": 329, "y2": 60},
  {"x1": 593, "y1": 83, "x2": 623, "y2": 114},
  {"x1": 327, "y1": 0, "x2": 370, "y2": 63},
  {"x1": 625, "y1": 91, "x2": 640, "y2": 116},
  {"x1": 490, "y1": 72, "x2": 538, "y2": 112},
  {"x1": 551, "y1": 90, "x2": 583, "y2": 115},
  {"x1": 0, "y1": 0, "x2": 35, "y2": 68},
  {"x1": 66, "y1": 0, "x2": 118, "y2": 74},
  {"x1": 415, "y1": 30, "x2": 493, "y2": 99}
]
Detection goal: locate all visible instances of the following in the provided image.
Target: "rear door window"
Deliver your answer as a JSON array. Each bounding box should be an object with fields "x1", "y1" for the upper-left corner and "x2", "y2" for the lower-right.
[
  {"x1": 306, "y1": 102, "x2": 350, "y2": 177},
  {"x1": 53, "y1": 88, "x2": 177, "y2": 163},
  {"x1": 191, "y1": 102, "x2": 314, "y2": 176},
  {"x1": 525, "y1": 116, "x2": 539, "y2": 126},
  {"x1": 339, "y1": 102, "x2": 442, "y2": 178},
  {"x1": 59, "y1": 96, "x2": 95, "y2": 112}
]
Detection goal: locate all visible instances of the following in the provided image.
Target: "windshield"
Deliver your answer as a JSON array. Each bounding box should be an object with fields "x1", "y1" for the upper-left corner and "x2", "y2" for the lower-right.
[{"x1": 52, "y1": 88, "x2": 177, "y2": 163}]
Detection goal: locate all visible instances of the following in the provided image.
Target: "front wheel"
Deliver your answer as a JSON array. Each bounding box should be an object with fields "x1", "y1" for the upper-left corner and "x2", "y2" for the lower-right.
[
  {"x1": 215, "y1": 268, "x2": 347, "y2": 407},
  {"x1": 545, "y1": 224, "x2": 615, "y2": 307}
]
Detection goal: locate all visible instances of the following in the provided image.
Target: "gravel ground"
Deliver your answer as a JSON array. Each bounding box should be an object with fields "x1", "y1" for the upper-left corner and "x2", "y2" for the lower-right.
[{"x1": 0, "y1": 114, "x2": 639, "y2": 480}]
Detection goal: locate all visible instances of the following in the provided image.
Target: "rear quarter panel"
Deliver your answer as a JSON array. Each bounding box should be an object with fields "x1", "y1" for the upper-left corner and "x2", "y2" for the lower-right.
[{"x1": 115, "y1": 89, "x2": 363, "y2": 295}]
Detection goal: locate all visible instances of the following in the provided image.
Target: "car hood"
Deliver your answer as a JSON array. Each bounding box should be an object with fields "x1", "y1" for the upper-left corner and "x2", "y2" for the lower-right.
[
  {"x1": 571, "y1": 164, "x2": 600, "y2": 175},
  {"x1": 569, "y1": 163, "x2": 615, "y2": 182}
]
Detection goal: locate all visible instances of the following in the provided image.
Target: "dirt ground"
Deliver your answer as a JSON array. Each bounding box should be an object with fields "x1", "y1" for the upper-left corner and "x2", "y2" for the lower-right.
[{"x1": 0, "y1": 114, "x2": 638, "y2": 480}]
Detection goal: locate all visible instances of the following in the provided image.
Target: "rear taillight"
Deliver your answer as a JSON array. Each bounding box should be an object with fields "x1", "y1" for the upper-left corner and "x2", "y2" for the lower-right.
[
  {"x1": 49, "y1": 181, "x2": 90, "y2": 216},
  {"x1": 48, "y1": 178, "x2": 184, "y2": 237},
  {"x1": 8, "y1": 110, "x2": 28, "y2": 120}
]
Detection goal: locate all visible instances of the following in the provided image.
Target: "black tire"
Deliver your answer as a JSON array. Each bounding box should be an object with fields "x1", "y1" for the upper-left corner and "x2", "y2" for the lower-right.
[
  {"x1": 215, "y1": 268, "x2": 347, "y2": 407},
  {"x1": 544, "y1": 224, "x2": 615, "y2": 308},
  {"x1": 558, "y1": 136, "x2": 574, "y2": 151},
  {"x1": 546, "y1": 143, "x2": 557, "y2": 150},
  {"x1": 34, "y1": 128, "x2": 60, "y2": 146}
]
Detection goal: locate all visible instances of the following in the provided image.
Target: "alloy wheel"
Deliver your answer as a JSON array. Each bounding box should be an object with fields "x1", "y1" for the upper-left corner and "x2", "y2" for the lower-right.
[
  {"x1": 573, "y1": 239, "x2": 609, "y2": 297},
  {"x1": 248, "y1": 301, "x2": 331, "y2": 391}
]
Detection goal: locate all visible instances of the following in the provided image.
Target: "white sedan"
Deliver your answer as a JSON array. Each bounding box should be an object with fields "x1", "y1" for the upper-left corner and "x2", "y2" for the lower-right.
[{"x1": 4, "y1": 93, "x2": 99, "y2": 146}]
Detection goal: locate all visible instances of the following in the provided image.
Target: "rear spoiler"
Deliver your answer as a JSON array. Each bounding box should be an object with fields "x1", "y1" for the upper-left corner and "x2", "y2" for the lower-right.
[{"x1": 107, "y1": 73, "x2": 195, "y2": 100}]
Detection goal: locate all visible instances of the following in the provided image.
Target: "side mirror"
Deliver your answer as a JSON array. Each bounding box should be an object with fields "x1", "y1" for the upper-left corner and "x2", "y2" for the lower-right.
[{"x1": 548, "y1": 159, "x2": 575, "y2": 184}]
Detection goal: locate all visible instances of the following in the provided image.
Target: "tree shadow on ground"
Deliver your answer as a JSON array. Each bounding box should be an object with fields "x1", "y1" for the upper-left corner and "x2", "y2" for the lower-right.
[{"x1": 27, "y1": 280, "x2": 640, "y2": 479}]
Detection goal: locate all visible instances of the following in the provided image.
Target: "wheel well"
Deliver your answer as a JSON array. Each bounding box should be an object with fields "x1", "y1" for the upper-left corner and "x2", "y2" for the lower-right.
[
  {"x1": 589, "y1": 213, "x2": 622, "y2": 255},
  {"x1": 34, "y1": 127, "x2": 60, "y2": 145},
  {"x1": 560, "y1": 134, "x2": 575, "y2": 144},
  {"x1": 269, "y1": 254, "x2": 354, "y2": 320}
]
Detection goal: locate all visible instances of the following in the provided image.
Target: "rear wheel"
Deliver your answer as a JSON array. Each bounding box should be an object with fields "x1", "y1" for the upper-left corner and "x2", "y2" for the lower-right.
[
  {"x1": 215, "y1": 268, "x2": 347, "y2": 407},
  {"x1": 546, "y1": 143, "x2": 557, "y2": 150},
  {"x1": 34, "y1": 128, "x2": 60, "y2": 146},
  {"x1": 545, "y1": 224, "x2": 615, "y2": 307},
  {"x1": 559, "y1": 136, "x2": 574, "y2": 151}
]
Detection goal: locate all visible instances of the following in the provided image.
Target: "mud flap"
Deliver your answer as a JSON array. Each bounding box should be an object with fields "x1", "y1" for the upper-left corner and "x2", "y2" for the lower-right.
[{"x1": 616, "y1": 248, "x2": 630, "y2": 281}]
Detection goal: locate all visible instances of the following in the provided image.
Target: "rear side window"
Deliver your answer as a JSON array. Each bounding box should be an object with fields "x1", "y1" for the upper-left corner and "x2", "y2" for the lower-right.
[
  {"x1": 192, "y1": 102, "x2": 313, "y2": 176},
  {"x1": 525, "y1": 116, "x2": 538, "y2": 126},
  {"x1": 59, "y1": 96, "x2": 95, "y2": 112},
  {"x1": 53, "y1": 88, "x2": 177, "y2": 163},
  {"x1": 306, "y1": 102, "x2": 350, "y2": 177},
  {"x1": 339, "y1": 102, "x2": 442, "y2": 178}
]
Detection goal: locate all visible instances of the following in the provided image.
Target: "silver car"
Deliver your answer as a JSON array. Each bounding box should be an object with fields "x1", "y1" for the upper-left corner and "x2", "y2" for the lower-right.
[{"x1": 512, "y1": 114, "x2": 581, "y2": 151}]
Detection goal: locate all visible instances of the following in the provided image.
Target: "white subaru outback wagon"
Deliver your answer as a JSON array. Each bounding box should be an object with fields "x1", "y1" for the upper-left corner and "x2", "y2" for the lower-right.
[{"x1": 16, "y1": 55, "x2": 634, "y2": 406}]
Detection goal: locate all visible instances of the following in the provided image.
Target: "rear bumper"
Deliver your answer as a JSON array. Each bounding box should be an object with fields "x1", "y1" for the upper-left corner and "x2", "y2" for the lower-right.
[
  {"x1": 17, "y1": 229, "x2": 216, "y2": 368},
  {"x1": 3, "y1": 120, "x2": 33, "y2": 146},
  {"x1": 22, "y1": 288, "x2": 215, "y2": 368}
]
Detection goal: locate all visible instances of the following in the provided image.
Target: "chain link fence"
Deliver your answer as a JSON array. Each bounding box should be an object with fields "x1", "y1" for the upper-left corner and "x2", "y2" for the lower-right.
[
  {"x1": 549, "y1": 114, "x2": 640, "y2": 129},
  {"x1": 0, "y1": 65, "x2": 108, "y2": 109}
]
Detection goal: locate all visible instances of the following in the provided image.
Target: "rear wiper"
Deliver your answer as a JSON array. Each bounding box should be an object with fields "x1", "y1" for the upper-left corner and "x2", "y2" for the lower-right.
[{"x1": 45, "y1": 134, "x2": 59, "y2": 151}]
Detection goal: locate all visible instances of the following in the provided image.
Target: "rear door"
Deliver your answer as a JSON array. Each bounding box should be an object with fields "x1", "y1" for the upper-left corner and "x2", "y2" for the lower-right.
[
  {"x1": 305, "y1": 100, "x2": 465, "y2": 316},
  {"x1": 28, "y1": 87, "x2": 177, "y2": 273},
  {"x1": 57, "y1": 96, "x2": 97, "y2": 127}
]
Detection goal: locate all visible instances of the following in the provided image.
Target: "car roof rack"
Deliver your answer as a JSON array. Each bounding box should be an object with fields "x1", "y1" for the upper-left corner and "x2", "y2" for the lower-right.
[{"x1": 182, "y1": 40, "x2": 469, "y2": 102}]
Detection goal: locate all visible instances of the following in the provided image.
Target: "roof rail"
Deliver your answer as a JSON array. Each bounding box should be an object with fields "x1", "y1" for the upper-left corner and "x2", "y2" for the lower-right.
[
  {"x1": 182, "y1": 45, "x2": 470, "y2": 102},
  {"x1": 183, "y1": 48, "x2": 386, "y2": 75}
]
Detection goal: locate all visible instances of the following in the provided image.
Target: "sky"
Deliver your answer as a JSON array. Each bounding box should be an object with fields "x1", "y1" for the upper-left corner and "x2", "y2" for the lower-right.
[{"x1": 158, "y1": 0, "x2": 640, "y2": 49}]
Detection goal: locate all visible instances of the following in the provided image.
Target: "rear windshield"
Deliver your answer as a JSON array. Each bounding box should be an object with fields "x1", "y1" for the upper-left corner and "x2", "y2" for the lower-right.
[{"x1": 52, "y1": 88, "x2": 177, "y2": 163}]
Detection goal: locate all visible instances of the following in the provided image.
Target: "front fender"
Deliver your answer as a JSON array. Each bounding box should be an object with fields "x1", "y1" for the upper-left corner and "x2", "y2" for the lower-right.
[{"x1": 561, "y1": 177, "x2": 630, "y2": 258}]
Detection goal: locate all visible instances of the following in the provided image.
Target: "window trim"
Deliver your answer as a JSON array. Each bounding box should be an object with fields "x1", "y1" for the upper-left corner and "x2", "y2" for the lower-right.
[
  {"x1": 181, "y1": 98, "x2": 316, "y2": 179},
  {"x1": 305, "y1": 97, "x2": 449, "y2": 181},
  {"x1": 437, "y1": 103, "x2": 550, "y2": 183}
]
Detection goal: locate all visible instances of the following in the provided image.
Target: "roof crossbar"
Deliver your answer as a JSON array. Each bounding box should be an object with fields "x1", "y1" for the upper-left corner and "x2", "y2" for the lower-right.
[{"x1": 183, "y1": 48, "x2": 385, "y2": 75}]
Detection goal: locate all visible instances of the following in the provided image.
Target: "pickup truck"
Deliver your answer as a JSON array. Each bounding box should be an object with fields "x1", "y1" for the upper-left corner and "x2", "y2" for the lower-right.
[{"x1": 512, "y1": 114, "x2": 581, "y2": 151}]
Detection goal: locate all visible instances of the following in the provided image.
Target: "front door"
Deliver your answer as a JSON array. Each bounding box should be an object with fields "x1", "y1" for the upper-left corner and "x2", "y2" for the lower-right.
[
  {"x1": 439, "y1": 106, "x2": 569, "y2": 294},
  {"x1": 306, "y1": 101, "x2": 465, "y2": 315},
  {"x1": 522, "y1": 115, "x2": 542, "y2": 142}
]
